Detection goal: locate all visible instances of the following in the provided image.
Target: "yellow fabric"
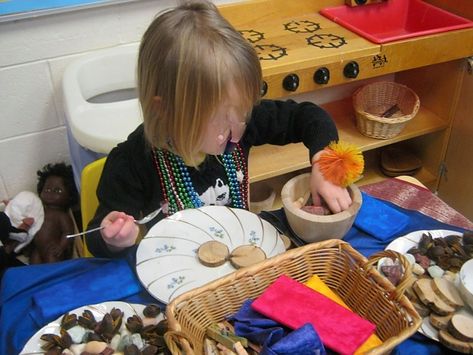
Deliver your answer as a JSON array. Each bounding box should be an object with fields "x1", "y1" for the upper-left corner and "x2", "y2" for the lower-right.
[
  {"x1": 305, "y1": 275, "x2": 383, "y2": 354},
  {"x1": 80, "y1": 157, "x2": 107, "y2": 257}
]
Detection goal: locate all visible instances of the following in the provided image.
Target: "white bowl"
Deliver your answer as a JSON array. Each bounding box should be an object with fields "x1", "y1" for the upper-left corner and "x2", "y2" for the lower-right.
[
  {"x1": 459, "y1": 258, "x2": 473, "y2": 310},
  {"x1": 281, "y1": 173, "x2": 362, "y2": 243}
]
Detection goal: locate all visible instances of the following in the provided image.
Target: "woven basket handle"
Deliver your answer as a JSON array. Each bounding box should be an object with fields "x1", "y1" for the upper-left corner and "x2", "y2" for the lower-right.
[
  {"x1": 364, "y1": 249, "x2": 414, "y2": 302},
  {"x1": 164, "y1": 330, "x2": 195, "y2": 355}
]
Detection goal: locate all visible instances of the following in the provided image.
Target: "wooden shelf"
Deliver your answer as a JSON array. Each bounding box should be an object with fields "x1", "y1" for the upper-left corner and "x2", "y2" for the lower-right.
[
  {"x1": 248, "y1": 98, "x2": 448, "y2": 183},
  {"x1": 357, "y1": 165, "x2": 437, "y2": 188}
]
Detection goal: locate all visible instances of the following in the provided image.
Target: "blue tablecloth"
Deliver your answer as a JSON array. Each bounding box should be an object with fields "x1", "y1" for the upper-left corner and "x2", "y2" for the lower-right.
[{"x1": 0, "y1": 195, "x2": 469, "y2": 355}]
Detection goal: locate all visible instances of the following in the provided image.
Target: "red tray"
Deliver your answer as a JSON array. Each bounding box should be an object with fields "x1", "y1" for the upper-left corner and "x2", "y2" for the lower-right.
[{"x1": 320, "y1": 0, "x2": 473, "y2": 44}]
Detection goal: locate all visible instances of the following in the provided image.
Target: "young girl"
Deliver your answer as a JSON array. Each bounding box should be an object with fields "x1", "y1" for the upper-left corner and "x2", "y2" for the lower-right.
[{"x1": 85, "y1": 0, "x2": 352, "y2": 258}]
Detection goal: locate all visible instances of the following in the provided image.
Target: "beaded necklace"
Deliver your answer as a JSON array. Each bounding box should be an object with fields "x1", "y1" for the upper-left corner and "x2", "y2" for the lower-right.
[{"x1": 152, "y1": 144, "x2": 249, "y2": 215}]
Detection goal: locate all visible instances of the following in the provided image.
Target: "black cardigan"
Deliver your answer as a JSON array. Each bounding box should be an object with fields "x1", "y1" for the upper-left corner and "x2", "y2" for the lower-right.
[{"x1": 86, "y1": 99, "x2": 338, "y2": 257}]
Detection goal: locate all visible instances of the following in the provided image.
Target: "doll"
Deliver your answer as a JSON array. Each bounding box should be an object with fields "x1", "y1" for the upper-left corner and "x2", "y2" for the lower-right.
[
  {"x1": 29, "y1": 163, "x2": 78, "y2": 264},
  {"x1": 0, "y1": 191, "x2": 44, "y2": 274}
]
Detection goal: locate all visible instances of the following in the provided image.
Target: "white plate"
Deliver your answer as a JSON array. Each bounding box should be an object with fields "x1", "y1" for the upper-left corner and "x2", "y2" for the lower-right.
[
  {"x1": 136, "y1": 206, "x2": 286, "y2": 304},
  {"x1": 385, "y1": 229, "x2": 463, "y2": 254},
  {"x1": 385, "y1": 229, "x2": 463, "y2": 341},
  {"x1": 20, "y1": 301, "x2": 160, "y2": 354}
]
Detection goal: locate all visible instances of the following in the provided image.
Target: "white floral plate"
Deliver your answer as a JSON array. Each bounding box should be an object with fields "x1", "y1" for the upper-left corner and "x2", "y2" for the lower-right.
[
  {"x1": 20, "y1": 301, "x2": 159, "y2": 354},
  {"x1": 385, "y1": 229, "x2": 464, "y2": 341},
  {"x1": 136, "y1": 206, "x2": 286, "y2": 304}
]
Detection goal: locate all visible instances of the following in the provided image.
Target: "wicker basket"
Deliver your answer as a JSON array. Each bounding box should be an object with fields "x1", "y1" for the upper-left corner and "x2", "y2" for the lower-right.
[
  {"x1": 165, "y1": 239, "x2": 421, "y2": 355},
  {"x1": 354, "y1": 81, "x2": 420, "y2": 139}
]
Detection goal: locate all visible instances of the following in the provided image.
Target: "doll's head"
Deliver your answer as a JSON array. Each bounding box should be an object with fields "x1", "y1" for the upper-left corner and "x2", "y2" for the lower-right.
[
  {"x1": 36, "y1": 163, "x2": 78, "y2": 209},
  {"x1": 138, "y1": 0, "x2": 262, "y2": 166}
]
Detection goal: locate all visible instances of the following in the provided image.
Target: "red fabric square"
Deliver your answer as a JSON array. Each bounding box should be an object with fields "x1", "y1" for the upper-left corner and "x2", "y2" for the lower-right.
[{"x1": 252, "y1": 275, "x2": 376, "y2": 355}]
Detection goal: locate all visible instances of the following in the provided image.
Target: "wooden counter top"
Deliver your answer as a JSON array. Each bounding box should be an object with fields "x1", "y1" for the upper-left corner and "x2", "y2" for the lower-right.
[{"x1": 219, "y1": 0, "x2": 473, "y2": 98}]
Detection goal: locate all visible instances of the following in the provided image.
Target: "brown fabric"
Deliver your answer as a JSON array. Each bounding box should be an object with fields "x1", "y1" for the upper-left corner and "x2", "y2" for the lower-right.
[{"x1": 360, "y1": 178, "x2": 473, "y2": 230}]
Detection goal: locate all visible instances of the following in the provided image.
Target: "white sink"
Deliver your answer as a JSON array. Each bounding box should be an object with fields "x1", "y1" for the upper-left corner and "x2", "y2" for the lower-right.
[{"x1": 62, "y1": 43, "x2": 142, "y2": 154}]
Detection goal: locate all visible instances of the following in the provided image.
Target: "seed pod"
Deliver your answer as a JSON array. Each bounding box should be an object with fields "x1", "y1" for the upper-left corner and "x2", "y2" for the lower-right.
[
  {"x1": 40, "y1": 334, "x2": 63, "y2": 350},
  {"x1": 463, "y1": 231, "x2": 473, "y2": 245},
  {"x1": 155, "y1": 319, "x2": 168, "y2": 336},
  {"x1": 124, "y1": 344, "x2": 141, "y2": 355},
  {"x1": 143, "y1": 304, "x2": 162, "y2": 318},
  {"x1": 78, "y1": 309, "x2": 97, "y2": 329},
  {"x1": 126, "y1": 315, "x2": 144, "y2": 333},
  {"x1": 60, "y1": 313, "x2": 78, "y2": 330},
  {"x1": 141, "y1": 344, "x2": 159, "y2": 355}
]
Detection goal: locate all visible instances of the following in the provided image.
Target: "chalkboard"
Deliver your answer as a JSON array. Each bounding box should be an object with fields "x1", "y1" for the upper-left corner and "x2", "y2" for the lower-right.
[{"x1": 0, "y1": 0, "x2": 139, "y2": 22}]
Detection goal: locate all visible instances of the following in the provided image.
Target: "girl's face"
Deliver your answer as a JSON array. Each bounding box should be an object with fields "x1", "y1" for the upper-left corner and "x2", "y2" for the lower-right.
[{"x1": 200, "y1": 85, "x2": 249, "y2": 156}]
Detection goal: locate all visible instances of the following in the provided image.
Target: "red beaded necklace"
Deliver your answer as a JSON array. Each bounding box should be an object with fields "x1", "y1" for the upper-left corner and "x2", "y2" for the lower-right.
[{"x1": 152, "y1": 144, "x2": 249, "y2": 215}]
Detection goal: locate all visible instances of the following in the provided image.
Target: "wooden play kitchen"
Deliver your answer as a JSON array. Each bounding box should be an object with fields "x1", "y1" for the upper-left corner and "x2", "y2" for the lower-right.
[{"x1": 224, "y1": 0, "x2": 473, "y2": 212}]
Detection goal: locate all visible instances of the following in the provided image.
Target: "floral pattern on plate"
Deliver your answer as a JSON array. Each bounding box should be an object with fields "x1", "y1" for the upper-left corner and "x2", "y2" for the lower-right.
[{"x1": 136, "y1": 206, "x2": 286, "y2": 303}]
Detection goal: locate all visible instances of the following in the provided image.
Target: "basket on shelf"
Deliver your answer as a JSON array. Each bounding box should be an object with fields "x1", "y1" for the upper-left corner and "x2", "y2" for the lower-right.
[
  {"x1": 353, "y1": 81, "x2": 420, "y2": 139},
  {"x1": 165, "y1": 239, "x2": 422, "y2": 355}
]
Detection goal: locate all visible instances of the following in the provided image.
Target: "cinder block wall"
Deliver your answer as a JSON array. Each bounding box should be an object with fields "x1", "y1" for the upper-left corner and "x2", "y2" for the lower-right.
[
  {"x1": 0, "y1": 0, "x2": 390, "y2": 201},
  {"x1": 0, "y1": 0, "x2": 239, "y2": 200}
]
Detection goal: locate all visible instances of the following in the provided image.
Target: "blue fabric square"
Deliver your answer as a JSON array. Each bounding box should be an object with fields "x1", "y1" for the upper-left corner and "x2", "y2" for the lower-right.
[{"x1": 354, "y1": 192, "x2": 410, "y2": 241}]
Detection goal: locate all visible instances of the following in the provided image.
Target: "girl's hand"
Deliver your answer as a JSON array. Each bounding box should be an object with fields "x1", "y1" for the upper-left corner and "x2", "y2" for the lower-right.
[
  {"x1": 310, "y1": 153, "x2": 352, "y2": 214},
  {"x1": 100, "y1": 211, "x2": 139, "y2": 250}
]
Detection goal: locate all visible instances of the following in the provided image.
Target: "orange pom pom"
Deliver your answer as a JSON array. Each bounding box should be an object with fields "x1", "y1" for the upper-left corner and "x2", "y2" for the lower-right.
[{"x1": 315, "y1": 141, "x2": 364, "y2": 187}]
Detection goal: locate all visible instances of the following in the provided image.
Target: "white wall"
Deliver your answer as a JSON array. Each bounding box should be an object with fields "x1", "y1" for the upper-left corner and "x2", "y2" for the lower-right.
[
  {"x1": 0, "y1": 0, "x2": 239, "y2": 200},
  {"x1": 0, "y1": 0, "x2": 390, "y2": 201}
]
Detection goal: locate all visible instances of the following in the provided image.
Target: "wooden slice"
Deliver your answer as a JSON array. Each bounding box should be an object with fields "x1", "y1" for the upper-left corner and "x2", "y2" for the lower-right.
[
  {"x1": 411, "y1": 299, "x2": 431, "y2": 318},
  {"x1": 380, "y1": 166, "x2": 421, "y2": 178},
  {"x1": 412, "y1": 278, "x2": 455, "y2": 315},
  {"x1": 229, "y1": 245, "x2": 266, "y2": 269},
  {"x1": 430, "y1": 312, "x2": 453, "y2": 331},
  {"x1": 280, "y1": 234, "x2": 292, "y2": 250},
  {"x1": 438, "y1": 329, "x2": 473, "y2": 354},
  {"x1": 380, "y1": 146, "x2": 422, "y2": 174},
  {"x1": 197, "y1": 241, "x2": 229, "y2": 267},
  {"x1": 448, "y1": 311, "x2": 473, "y2": 342},
  {"x1": 432, "y1": 277, "x2": 465, "y2": 309}
]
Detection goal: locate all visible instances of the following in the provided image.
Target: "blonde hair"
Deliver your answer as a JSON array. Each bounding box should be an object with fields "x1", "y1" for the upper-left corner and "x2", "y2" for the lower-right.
[{"x1": 138, "y1": 0, "x2": 262, "y2": 166}]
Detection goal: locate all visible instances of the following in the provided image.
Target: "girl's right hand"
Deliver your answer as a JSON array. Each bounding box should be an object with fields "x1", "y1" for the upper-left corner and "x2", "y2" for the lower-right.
[{"x1": 100, "y1": 211, "x2": 139, "y2": 250}]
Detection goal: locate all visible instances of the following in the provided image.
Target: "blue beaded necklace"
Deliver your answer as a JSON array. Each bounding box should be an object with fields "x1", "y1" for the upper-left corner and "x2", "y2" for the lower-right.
[{"x1": 152, "y1": 145, "x2": 249, "y2": 215}]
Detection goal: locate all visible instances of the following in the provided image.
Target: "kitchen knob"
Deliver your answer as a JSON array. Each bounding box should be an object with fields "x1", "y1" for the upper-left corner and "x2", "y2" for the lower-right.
[
  {"x1": 261, "y1": 81, "x2": 268, "y2": 97},
  {"x1": 313, "y1": 67, "x2": 330, "y2": 85},
  {"x1": 282, "y1": 74, "x2": 299, "y2": 91},
  {"x1": 344, "y1": 61, "x2": 360, "y2": 79}
]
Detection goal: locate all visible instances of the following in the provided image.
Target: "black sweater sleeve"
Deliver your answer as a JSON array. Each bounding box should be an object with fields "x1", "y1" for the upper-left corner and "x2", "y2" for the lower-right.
[
  {"x1": 85, "y1": 125, "x2": 162, "y2": 258},
  {"x1": 243, "y1": 99, "x2": 338, "y2": 159}
]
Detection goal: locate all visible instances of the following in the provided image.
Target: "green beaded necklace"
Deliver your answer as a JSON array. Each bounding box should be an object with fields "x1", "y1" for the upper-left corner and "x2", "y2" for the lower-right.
[{"x1": 152, "y1": 145, "x2": 249, "y2": 215}]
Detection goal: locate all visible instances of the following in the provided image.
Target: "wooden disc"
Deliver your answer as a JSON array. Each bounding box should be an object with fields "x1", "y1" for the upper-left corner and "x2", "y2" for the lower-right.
[
  {"x1": 430, "y1": 312, "x2": 453, "y2": 331},
  {"x1": 280, "y1": 234, "x2": 292, "y2": 250},
  {"x1": 448, "y1": 311, "x2": 473, "y2": 342},
  {"x1": 380, "y1": 147, "x2": 422, "y2": 174},
  {"x1": 412, "y1": 279, "x2": 455, "y2": 315},
  {"x1": 438, "y1": 329, "x2": 473, "y2": 354},
  {"x1": 229, "y1": 245, "x2": 266, "y2": 269},
  {"x1": 432, "y1": 277, "x2": 464, "y2": 308},
  {"x1": 197, "y1": 241, "x2": 229, "y2": 267}
]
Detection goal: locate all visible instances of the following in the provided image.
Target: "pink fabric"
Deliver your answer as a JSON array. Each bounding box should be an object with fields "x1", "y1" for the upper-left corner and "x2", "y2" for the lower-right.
[{"x1": 252, "y1": 275, "x2": 376, "y2": 355}]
